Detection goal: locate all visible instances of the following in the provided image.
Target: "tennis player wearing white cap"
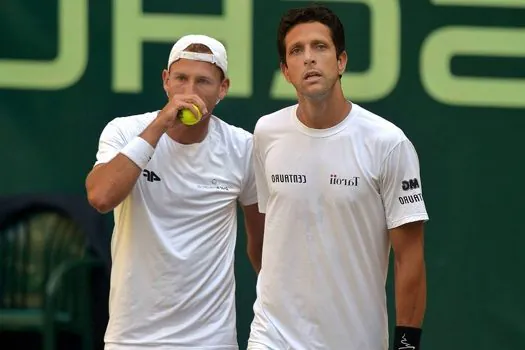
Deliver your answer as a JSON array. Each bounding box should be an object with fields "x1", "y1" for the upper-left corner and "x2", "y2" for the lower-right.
[{"x1": 86, "y1": 34, "x2": 265, "y2": 350}]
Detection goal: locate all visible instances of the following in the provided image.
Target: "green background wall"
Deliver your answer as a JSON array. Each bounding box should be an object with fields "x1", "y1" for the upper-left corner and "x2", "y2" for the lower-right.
[{"x1": 1, "y1": 0, "x2": 524, "y2": 348}]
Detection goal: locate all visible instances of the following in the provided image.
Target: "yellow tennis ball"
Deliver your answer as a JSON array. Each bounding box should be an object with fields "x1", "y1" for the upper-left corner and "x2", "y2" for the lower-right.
[{"x1": 178, "y1": 104, "x2": 202, "y2": 126}]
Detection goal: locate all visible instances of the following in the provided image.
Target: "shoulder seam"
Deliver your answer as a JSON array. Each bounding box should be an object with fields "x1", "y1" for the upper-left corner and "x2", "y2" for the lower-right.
[{"x1": 379, "y1": 137, "x2": 409, "y2": 174}]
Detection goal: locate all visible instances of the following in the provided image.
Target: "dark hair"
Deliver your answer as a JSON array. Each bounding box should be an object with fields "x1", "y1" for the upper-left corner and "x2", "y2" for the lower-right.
[{"x1": 277, "y1": 5, "x2": 345, "y2": 65}]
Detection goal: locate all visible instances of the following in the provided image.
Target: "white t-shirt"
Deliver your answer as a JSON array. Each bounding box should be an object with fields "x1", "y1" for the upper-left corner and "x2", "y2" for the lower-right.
[
  {"x1": 248, "y1": 103, "x2": 429, "y2": 350},
  {"x1": 94, "y1": 111, "x2": 257, "y2": 350}
]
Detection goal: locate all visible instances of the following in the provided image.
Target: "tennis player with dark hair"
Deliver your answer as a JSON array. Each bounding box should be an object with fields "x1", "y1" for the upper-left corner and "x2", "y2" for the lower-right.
[{"x1": 247, "y1": 5, "x2": 429, "y2": 350}]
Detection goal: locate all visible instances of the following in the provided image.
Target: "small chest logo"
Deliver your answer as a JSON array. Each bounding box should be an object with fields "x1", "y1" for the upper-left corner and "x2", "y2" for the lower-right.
[
  {"x1": 329, "y1": 174, "x2": 359, "y2": 186},
  {"x1": 197, "y1": 178, "x2": 230, "y2": 191},
  {"x1": 143, "y1": 169, "x2": 161, "y2": 182},
  {"x1": 270, "y1": 174, "x2": 307, "y2": 184}
]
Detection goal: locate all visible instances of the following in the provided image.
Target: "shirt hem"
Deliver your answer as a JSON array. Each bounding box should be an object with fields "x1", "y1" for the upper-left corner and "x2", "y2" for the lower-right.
[{"x1": 240, "y1": 196, "x2": 258, "y2": 207}]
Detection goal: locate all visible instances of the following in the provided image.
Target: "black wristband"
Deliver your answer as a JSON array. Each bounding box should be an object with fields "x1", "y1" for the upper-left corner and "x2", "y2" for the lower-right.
[{"x1": 394, "y1": 326, "x2": 422, "y2": 349}]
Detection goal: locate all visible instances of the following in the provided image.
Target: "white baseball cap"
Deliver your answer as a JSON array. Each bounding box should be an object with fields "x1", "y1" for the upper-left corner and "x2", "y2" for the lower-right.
[{"x1": 167, "y1": 34, "x2": 228, "y2": 76}]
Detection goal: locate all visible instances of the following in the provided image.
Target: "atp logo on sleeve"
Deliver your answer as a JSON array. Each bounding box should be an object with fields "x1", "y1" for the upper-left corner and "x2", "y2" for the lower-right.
[{"x1": 402, "y1": 178, "x2": 419, "y2": 191}]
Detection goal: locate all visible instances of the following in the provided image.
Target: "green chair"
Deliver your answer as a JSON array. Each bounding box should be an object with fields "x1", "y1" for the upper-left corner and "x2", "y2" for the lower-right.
[{"x1": 0, "y1": 205, "x2": 104, "y2": 350}]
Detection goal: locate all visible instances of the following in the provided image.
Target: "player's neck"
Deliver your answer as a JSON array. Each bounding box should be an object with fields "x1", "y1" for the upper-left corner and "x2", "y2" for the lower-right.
[
  {"x1": 296, "y1": 86, "x2": 351, "y2": 129},
  {"x1": 166, "y1": 117, "x2": 210, "y2": 145}
]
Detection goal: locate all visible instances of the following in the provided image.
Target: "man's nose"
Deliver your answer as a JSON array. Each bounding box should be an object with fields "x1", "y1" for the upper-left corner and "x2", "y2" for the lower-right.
[
  {"x1": 182, "y1": 80, "x2": 197, "y2": 94},
  {"x1": 303, "y1": 48, "x2": 316, "y2": 65}
]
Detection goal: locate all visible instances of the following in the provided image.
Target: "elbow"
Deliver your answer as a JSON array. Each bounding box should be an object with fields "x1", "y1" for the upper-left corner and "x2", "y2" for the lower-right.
[
  {"x1": 246, "y1": 240, "x2": 263, "y2": 271},
  {"x1": 246, "y1": 246, "x2": 257, "y2": 262},
  {"x1": 87, "y1": 188, "x2": 114, "y2": 214},
  {"x1": 394, "y1": 252, "x2": 426, "y2": 275},
  {"x1": 395, "y1": 252, "x2": 425, "y2": 268},
  {"x1": 86, "y1": 168, "x2": 118, "y2": 214}
]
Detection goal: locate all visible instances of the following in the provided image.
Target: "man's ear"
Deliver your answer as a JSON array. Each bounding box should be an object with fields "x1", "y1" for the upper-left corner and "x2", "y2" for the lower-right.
[
  {"x1": 218, "y1": 77, "x2": 230, "y2": 101},
  {"x1": 162, "y1": 69, "x2": 170, "y2": 97},
  {"x1": 280, "y1": 62, "x2": 291, "y2": 83},
  {"x1": 337, "y1": 51, "x2": 348, "y2": 75}
]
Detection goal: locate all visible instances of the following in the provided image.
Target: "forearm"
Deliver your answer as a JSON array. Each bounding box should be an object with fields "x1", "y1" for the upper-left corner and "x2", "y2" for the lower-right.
[
  {"x1": 86, "y1": 154, "x2": 143, "y2": 213},
  {"x1": 242, "y1": 207, "x2": 265, "y2": 274},
  {"x1": 87, "y1": 121, "x2": 166, "y2": 213},
  {"x1": 139, "y1": 117, "x2": 168, "y2": 148},
  {"x1": 394, "y1": 255, "x2": 426, "y2": 327},
  {"x1": 247, "y1": 237, "x2": 262, "y2": 274}
]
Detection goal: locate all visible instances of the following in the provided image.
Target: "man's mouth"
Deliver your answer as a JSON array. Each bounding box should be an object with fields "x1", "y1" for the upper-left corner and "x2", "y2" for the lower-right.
[{"x1": 304, "y1": 71, "x2": 322, "y2": 80}]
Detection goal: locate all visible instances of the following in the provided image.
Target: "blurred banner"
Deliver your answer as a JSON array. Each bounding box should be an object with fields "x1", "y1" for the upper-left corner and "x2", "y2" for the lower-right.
[{"x1": 1, "y1": 1, "x2": 524, "y2": 349}]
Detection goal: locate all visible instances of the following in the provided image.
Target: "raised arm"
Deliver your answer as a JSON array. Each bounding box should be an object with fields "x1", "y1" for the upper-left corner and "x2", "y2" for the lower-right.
[
  {"x1": 86, "y1": 120, "x2": 165, "y2": 213},
  {"x1": 86, "y1": 95, "x2": 206, "y2": 213}
]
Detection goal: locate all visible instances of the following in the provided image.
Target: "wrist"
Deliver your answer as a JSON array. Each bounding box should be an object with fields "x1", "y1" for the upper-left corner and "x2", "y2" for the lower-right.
[
  {"x1": 154, "y1": 110, "x2": 172, "y2": 131},
  {"x1": 119, "y1": 137, "x2": 155, "y2": 170},
  {"x1": 394, "y1": 326, "x2": 421, "y2": 350},
  {"x1": 141, "y1": 118, "x2": 168, "y2": 147},
  {"x1": 155, "y1": 112, "x2": 174, "y2": 132}
]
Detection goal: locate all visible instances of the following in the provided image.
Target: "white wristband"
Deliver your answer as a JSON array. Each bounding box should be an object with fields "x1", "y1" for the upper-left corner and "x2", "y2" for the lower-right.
[{"x1": 119, "y1": 137, "x2": 155, "y2": 170}]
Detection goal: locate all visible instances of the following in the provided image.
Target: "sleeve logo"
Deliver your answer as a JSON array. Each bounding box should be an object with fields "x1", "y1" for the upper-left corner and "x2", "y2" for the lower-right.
[{"x1": 402, "y1": 178, "x2": 419, "y2": 191}]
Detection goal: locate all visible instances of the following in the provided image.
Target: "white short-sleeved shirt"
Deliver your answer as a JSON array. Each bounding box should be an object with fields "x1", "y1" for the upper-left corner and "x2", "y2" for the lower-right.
[
  {"x1": 248, "y1": 103, "x2": 429, "y2": 350},
  {"x1": 94, "y1": 111, "x2": 257, "y2": 350}
]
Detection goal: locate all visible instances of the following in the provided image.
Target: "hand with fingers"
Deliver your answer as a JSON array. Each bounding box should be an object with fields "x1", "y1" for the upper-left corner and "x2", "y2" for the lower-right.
[{"x1": 158, "y1": 94, "x2": 209, "y2": 129}]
